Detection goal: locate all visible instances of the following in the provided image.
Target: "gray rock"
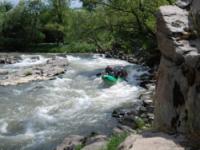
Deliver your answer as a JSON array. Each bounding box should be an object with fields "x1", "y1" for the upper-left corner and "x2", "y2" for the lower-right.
[
  {"x1": 30, "y1": 56, "x2": 40, "y2": 60},
  {"x1": 155, "y1": 1, "x2": 200, "y2": 139},
  {"x1": 56, "y1": 135, "x2": 84, "y2": 150},
  {"x1": 0, "y1": 69, "x2": 8, "y2": 75},
  {"x1": 118, "y1": 132, "x2": 187, "y2": 150},
  {"x1": 176, "y1": 0, "x2": 193, "y2": 9},
  {"x1": 0, "y1": 55, "x2": 22, "y2": 64},
  {"x1": 157, "y1": 6, "x2": 191, "y2": 62},
  {"x1": 146, "y1": 106, "x2": 154, "y2": 114},
  {"x1": 139, "y1": 106, "x2": 147, "y2": 113},
  {"x1": 147, "y1": 113, "x2": 154, "y2": 121},
  {"x1": 105, "y1": 52, "x2": 112, "y2": 58},
  {"x1": 112, "y1": 108, "x2": 139, "y2": 118},
  {"x1": 128, "y1": 57, "x2": 138, "y2": 64},
  {"x1": 143, "y1": 99, "x2": 153, "y2": 106},
  {"x1": 112, "y1": 125, "x2": 136, "y2": 135},
  {"x1": 82, "y1": 141, "x2": 107, "y2": 150},
  {"x1": 0, "y1": 56, "x2": 69, "y2": 86},
  {"x1": 85, "y1": 135, "x2": 107, "y2": 145},
  {"x1": 80, "y1": 135, "x2": 108, "y2": 150}
]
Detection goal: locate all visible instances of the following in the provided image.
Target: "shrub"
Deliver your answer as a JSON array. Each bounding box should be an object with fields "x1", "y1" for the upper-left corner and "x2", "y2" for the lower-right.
[{"x1": 105, "y1": 133, "x2": 128, "y2": 150}]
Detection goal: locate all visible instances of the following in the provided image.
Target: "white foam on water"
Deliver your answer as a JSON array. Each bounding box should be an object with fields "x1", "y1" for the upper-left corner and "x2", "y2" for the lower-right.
[
  {"x1": 0, "y1": 120, "x2": 8, "y2": 134},
  {"x1": 67, "y1": 55, "x2": 130, "y2": 70},
  {"x1": 34, "y1": 106, "x2": 56, "y2": 122},
  {"x1": 9, "y1": 55, "x2": 48, "y2": 67},
  {"x1": 12, "y1": 89, "x2": 23, "y2": 96},
  {"x1": 0, "y1": 129, "x2": 35, "y2": 141},
  {"x1": 0, "y1": 54, "x2": 148, "y2": 150},
  {"x1": 67, "y1": 55, "x2": 81, "y2": 61}
]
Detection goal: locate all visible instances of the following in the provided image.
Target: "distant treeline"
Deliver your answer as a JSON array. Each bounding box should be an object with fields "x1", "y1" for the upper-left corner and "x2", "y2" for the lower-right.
[{"x1": 0, "y1": 0, "x2": 175, "y2": 62}]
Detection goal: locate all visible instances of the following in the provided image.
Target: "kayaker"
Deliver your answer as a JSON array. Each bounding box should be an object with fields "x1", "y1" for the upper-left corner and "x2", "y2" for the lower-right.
[
  {"x1": 105, "y1": 66, "x2": 113, "y2": 74},
  {"x1": 121, "y1": 68, "x2": 128, "y2": 78},
  {"x1": 116, "y1": 67, "x2": 128, "y2": 79},
  {"x1": 105, "y1": 66, "x2": 115, "y2": 76},
  {"x1": 96, "y1": 65, "x2": 114, "y2": 77},
  {"x1": 97, "y1": 66, "x2": 128, "y2": 80}
]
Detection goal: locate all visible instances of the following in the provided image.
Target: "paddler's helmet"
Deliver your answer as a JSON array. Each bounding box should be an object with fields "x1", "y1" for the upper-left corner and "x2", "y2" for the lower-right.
[{"x1": 105, "y1": 66, "x2": 113, "y2": 72}]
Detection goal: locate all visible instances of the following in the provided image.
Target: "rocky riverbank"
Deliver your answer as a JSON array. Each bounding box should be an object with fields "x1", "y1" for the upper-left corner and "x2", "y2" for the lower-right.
[
  {"x1": 55, "y1": 80, "x2": 194, "y2": 150},
  {"x1": 56, "y1": 0, "x2": 200, "y2": 148},
  {"x1": 55, "y1": 72, "x2": 158, "y2": 150},
  {"x1": 52, "y1": 45, "x2": 162, "y2": 150},
  {"x1": 112, "y1": 83, "x2": 155, "y2": 131},
  {"x1": 56, "y1": 128, "x2": 191, "y2": 150},
  {"x1": 0, "y1": 54, "x2": 69, "y2": 86}
]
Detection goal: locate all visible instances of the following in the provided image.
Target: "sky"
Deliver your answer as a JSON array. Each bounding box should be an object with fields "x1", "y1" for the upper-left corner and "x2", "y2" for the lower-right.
[{"x1": 3, "y1": 0, "x2": 83, "y2": 8}]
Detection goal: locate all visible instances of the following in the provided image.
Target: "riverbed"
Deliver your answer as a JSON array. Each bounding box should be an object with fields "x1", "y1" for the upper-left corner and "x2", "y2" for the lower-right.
[{"x1": 0, "y1": 54, "x2": 147, "y2": 150}]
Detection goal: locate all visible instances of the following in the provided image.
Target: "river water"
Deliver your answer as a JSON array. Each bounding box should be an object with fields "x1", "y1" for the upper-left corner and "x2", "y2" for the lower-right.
[{"x1": 0, "y1": 54, "x2": 147, "y2": 150}]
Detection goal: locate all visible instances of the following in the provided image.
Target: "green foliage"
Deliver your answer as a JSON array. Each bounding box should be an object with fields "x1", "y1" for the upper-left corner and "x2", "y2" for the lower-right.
[
  {"x1": 0, "y1": 0, "x2": 176, "y2": 64},
  {"x1": 31, "y1": 42, "x2": 95, "y2": 53},
  {"x1": 0, "y1": 0, "x2": 45, "y2": 49},
  {"x1": 75, "y1": 144, "x2": 84, "y2": 150},
  {"x1": 104, "y1": 133, "x2": 128, "y2": 150},
  {"x1": 134, "y1": 117, "x2": 145, "y2": 129},
  {"x1": 65, "y1": 42, "x2": 96, "y2": 53}
]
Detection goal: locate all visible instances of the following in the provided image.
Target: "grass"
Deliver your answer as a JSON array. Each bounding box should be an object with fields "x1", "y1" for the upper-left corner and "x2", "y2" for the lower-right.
[
  {"x1": 104, "y1": 133, "x2": 128, "y2": 150},
  {"x1": 134, "y1": 117, "x2": 146, "y2": 129},
  {"x1": 75, "y1": 144, "x2": 84, "y2": 150}
]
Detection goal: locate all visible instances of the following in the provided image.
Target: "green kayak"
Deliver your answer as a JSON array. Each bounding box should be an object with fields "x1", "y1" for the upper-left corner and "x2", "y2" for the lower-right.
[{"x1": 102, "y1": 75, "x2": 124, "y2": 85}]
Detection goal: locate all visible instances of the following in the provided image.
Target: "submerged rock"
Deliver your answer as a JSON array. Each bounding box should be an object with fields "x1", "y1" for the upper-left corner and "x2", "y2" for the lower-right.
[
  {"x1": 0, "y1": 55, "x2": 22, "y2": 64},
  {"x1": 0, "y1": 69, "x2": 8, "y2": 75}
]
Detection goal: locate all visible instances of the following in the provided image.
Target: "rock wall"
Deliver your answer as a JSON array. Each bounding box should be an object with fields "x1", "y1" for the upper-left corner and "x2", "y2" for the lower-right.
[{"x1": 155, "y1": 0, "x2": 200, "y2": 138}]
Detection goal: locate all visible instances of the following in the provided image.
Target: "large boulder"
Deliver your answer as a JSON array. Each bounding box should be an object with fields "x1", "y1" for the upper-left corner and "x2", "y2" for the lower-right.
[
  {"x1": 118, "y1": 132, "x2": 187, "y2": 150},
  {"x1": 155, "y1": 0, "x2": 200, "y2": 140}
]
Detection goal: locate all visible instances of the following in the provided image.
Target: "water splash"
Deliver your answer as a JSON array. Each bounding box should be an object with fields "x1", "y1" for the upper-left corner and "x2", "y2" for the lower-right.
[{"x1": 0, "y1": 54, "x2": 147, "y2": 150}]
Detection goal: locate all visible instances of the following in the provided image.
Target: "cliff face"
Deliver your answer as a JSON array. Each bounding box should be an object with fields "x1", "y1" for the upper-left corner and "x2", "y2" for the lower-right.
[{"x1": 155, "y1": 0, "x2": 200, "y2": 137}]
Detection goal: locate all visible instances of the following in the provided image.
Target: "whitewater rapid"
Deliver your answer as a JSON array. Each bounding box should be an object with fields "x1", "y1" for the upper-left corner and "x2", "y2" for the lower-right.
[{"x1": 0, "y1": 54, "x2": 147, "y2": 150}]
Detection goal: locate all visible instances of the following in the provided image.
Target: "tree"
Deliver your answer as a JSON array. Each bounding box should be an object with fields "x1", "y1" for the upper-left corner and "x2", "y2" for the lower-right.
[
  {"x1": 0, "y1": 0, "x2": 176, "y2": 61},
  {"x1": 25, "y1": 0, "x2": 45, "y2": 44},
  {"x1": 1, "y1": 0, "x2": 45, "y2": 49},
  {"x1": 44, "y1": 0, "x2": 69, "y2": 44},
  {"x1": 51, "y1": 0, "x2": 69, "y2": 24},
  {"x1": 0, "y1": 1, "x2": 13, "y2": 47},
  {"x1": 78, "y1": 0, "x2": 175, "y2": 55}
]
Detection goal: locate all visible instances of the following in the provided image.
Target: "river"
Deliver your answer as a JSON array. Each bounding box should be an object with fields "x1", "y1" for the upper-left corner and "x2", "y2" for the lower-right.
[{"x1": 0, "y1": 54, "x2": 147, "y2": 150}]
